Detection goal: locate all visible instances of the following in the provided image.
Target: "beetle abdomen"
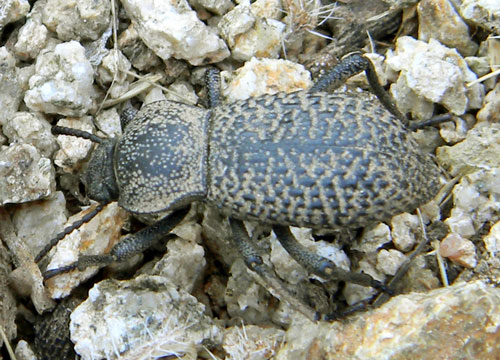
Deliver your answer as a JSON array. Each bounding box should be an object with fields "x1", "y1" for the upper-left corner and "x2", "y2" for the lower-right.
[{"x1": 207, "y1": 91, "x2": 440, "y2": 229}]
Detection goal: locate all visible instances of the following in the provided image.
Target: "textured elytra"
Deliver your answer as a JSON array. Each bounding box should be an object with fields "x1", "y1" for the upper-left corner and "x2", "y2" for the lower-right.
[
  {"x1": 207, "y1": 90, "x2": 440, "y2": 229},
  {"x1": 115, "y1": 101, "x2": 209, "y2": 213}
]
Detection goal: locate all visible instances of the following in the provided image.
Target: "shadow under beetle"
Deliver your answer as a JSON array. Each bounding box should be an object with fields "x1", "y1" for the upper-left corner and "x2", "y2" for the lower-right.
[{"x1": 36, "y1": 54, "x2": 442, "y2": 320}]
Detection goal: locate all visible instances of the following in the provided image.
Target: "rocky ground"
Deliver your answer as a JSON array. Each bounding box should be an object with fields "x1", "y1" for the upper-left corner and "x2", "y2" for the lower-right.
[{"x1": 0, "y1": 0, "x2": 499, "y2": 359}]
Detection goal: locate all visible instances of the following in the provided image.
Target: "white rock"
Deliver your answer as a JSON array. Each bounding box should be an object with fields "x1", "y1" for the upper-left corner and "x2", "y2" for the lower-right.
[
  {"x1": 386, "y1": 36, "x2": 484, "y2": 117},
  {"x1": 165, "y1": 80, "x2": 199, "y2": 105},
  {"x1": 225, "y1": 259, "x2": 273, "y2": 323},
  {"x1": 24, "y1": 41, "x2": 95, "y2": 116},
  {"x1": 0, "y1": 144, "x2": 55, "y2": 205},
  {"x1": 443, "y1": 168, "x2": 500, "y2": 237},
  {"x1": 195, "y1": 0, "x2": 234, "y2": 16},
  {"x1": 3, "y1": 112, "x2": 58, "y2": 158},
  {"x1": 218, "y1": 3, "x2": 256, "y2": 48},
  {"x1": 151, "y1": 236, "x2": 206, "y2": 293},
  {"x1": 41, "y1": 0, "x2": 111, "y2": 41},
  {"x1": 121, "y1": 0, "x2": 229, "y2": 65},
  {"x1": 97, "y1": 49, "x2": 132, "y2": 99},
  {"x1": 219, "y1": 2, "x2": 285, "y2": 61},
  {"x1": 354, "y1": 223, "x2": 392, "y2": 253},
  {"x1": 53, "y1": 117, "x2": 95, "y2": 172},
  {"x1": 223, "y1": 324, "x2": 285, "y2": 360},
  {"x1": 439, "y1": 232, "x2": 477, "y2": 268},
  {"x1": 376, "y1": 249, "x2": 407, "y2": 276},
  {"x1": 460, "y1": 0, "x2": 500, "y2": 33},
  {"x1": 12, "y1": 191, "x2": 67, "y2": 257},
  {"x1": 0, "y1": 47, "x2": 23, "y2": 127},
  {"x1": 251, "y1": 0, "x2": 282, "y2": 20},
  {"x1": 437, "y1": 122, "x2": 500, "y2": 176},
  {"x1": 391, "y1": 213, "x2": 420, "y2": 252},
  {"x1": 343, "y1": 260, "x2": 384, "y2": 305},
  {"x1": 484, "y1": 220, "x2": 500, "y2": 257},
  {"x1": 445, "y1": 208, "x2": 476, "y2": 238},
  {"x1": 95, "y1": 108, "x2": 122, "y2": 139},
  {"x1": 14, "y1": 340, "x2": 37, "y2": 360},
  {"x1": 0, "y1": 0, "x2": 30, "y2": 29},
  {"x1": 477, "y1": 82, "x2": 500, "y2": 122},
  {"x1": 13, "y1": 17, "x2": 49, "y2": 60},
  {"x1": 70, "y1": 275, "x2": 222, "y2": 359},
  {"x1": 221, "y1": 57, "x2": 312, "y2": 101},
  {"x1": 44, "y1": 202, "x2": 129, "y2": 299}
]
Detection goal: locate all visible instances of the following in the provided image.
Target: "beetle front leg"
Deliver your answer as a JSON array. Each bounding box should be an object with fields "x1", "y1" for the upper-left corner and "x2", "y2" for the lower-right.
[
  {"x1": 273, "y1": 225, "x2": 393, "y2": 294},
  {"x1": 43, "y1": 207, "x2": 190, "y2": 279}
]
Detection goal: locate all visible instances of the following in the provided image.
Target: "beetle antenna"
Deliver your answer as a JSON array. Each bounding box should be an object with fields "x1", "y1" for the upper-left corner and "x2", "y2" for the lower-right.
[
  {"x1": 52, "y1": 126, "x2": 104, "y2": 144},
  {"x1": 35, "y1": 203, "x2": 107, "y2": 262}
]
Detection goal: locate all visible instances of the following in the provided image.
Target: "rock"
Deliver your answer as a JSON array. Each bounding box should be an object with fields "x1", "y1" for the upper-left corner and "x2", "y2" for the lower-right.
[
  {"x1": 97, "y1": 49, "x2": 132, "y2": 99},
  {"x1": 220, "y1": 57, "x2": 312, "y2": 101},
  {"x1": 386, "y1": 36, "x2": 484, "y2": 117},
  {"x1": 13, "y1": 15, "x2": 49, "y2": 61},
  {"x1": 0, "y1": 144, "x2": 55, "y2": 205},
  {"x1": 444, "y1": 168, "x2": 500, "y2": 238},
  {"x1": 439, "y1": 232, "x2": 477, "y2": 268},
  {"x1": 24, "y1": 41, "x2": 95, "y2": 116},
  {"x1": 484, "y1": 220, "x2": 500, "y2": 257},
  {"x1": 225, "y1": 259, "x2": 274, "y2": 324},
  {"x1": 391, "y1": 213, "x2": 420, "y2": 252},
  {"x1": 150, "y1": 235, "x2": 206, "y2": 293},
  {"x1": 3, "y1": 112, "x2": 58, "y2": 158},
  {"x1": 277, "y1": 281, "x2": 500, "y2": 359},
  {"x1": 12, "y1": 191, "x2": 67, "y2": 257},
  {"x1": 418, "y1": 0, "x2": 478, "y2": 56},
  {"x1": 195, "y1": 0, "x2": 234, "y2": 16},
  {"x1": 460, "y1": 0, "x2": 500, "y2": 34},
  {"x1": 354, "y1": 223, "x2": 392, "y2": 253},
  {"x1": 343, "y1": 260, "x2": 384, "y2": 305},
  {"x1": 218, "y1": 2, "x2": 285, "y2": 61},
  {"x1": 477, "y1": 82, "x2": 500, "y2": 122},
  {"x1": 121, "y1": 0, "x2": 229, "y2": 65},
  {"x1": 0, "y1": 47, "x2": 24, "y2": 127},
  {"x1": 0, "y1": 0, "x2": 30, "y2": 30},
  {"x1": 376, "y1": 249, "x2": 407, "y2": 276},
  {"x1": 53, "y1": 117, "x2": 95, "y2": 173},
  {"x1": 70, "y1": 275, "x2": 222, "y2": 359},
  {"x1": 117, "y1": 24, "x2": 161, "y2": 71},
  {"x1": 94, "y1": 108, "x2": 122, "y2": 139},
  {"x1": 41, "y1": 0, "x2": 111, "y2": 41},
  {"x1": 436, "y1": 122, "x2": 500, "y2": 175},
  {"x1": 44, "y1": 202, "x2": 128, "y2": 299},
  {"x1": 15, "y1": 340, "x2": 37, "y2": 360},
  {"x1": 223, "y1": 324, "x2": 285, "y2": 360},
  {"x1": 0, "y1": 236, "x2": 17, "y2": 350}
]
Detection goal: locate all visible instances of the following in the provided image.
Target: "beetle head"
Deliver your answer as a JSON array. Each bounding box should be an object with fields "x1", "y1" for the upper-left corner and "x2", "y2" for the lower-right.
[
  {"x1": 52, "y1": 126, "x2": 119, "y2": 204},
  {"x1": 84, "y1": 138, "x2": 119, "y2": 204}
]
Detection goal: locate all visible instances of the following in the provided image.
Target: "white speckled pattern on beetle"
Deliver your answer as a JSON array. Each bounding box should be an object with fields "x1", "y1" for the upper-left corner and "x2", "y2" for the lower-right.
[{"x1": 115, "y1": 90, "x2": 440, "y2": 229}]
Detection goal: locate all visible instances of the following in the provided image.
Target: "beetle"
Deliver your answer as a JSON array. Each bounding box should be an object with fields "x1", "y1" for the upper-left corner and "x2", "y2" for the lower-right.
[{"x1": 37, "y1": 54, "x2": 442, "y2": 320}]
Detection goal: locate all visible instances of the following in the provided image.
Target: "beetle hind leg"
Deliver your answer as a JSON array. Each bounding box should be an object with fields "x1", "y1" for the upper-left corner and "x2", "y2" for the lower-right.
[
  {"x1": 272, "y1": 225, "x2": 393, "y2": 294},
  {"x1": 229, "y1": 218, "x2": 321, "y2": 321}
]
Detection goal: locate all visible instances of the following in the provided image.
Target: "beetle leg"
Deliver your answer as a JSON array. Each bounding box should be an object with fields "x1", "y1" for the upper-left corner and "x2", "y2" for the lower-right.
[
  {"x1": 43, "y1": 207, "x2": 190, "y2": 279},
  {"x1": 205, "y1": 67, "x2": 221, "y2": 109},
  {"x1": 35, "y1": 203, "x2": 106, "y2": 262},
  {"x1": 310, "y1": 53, "x2": 408, "y2": 126},
  {"x1": 120, "y1": 106, "x2": 138, "y2": 130},
  {"x1": 229, "y1": 218, "x2": 320, "y2": 321},
  {"x1": 273, "y1": 225, "x2": 393, "y2": 294}
]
